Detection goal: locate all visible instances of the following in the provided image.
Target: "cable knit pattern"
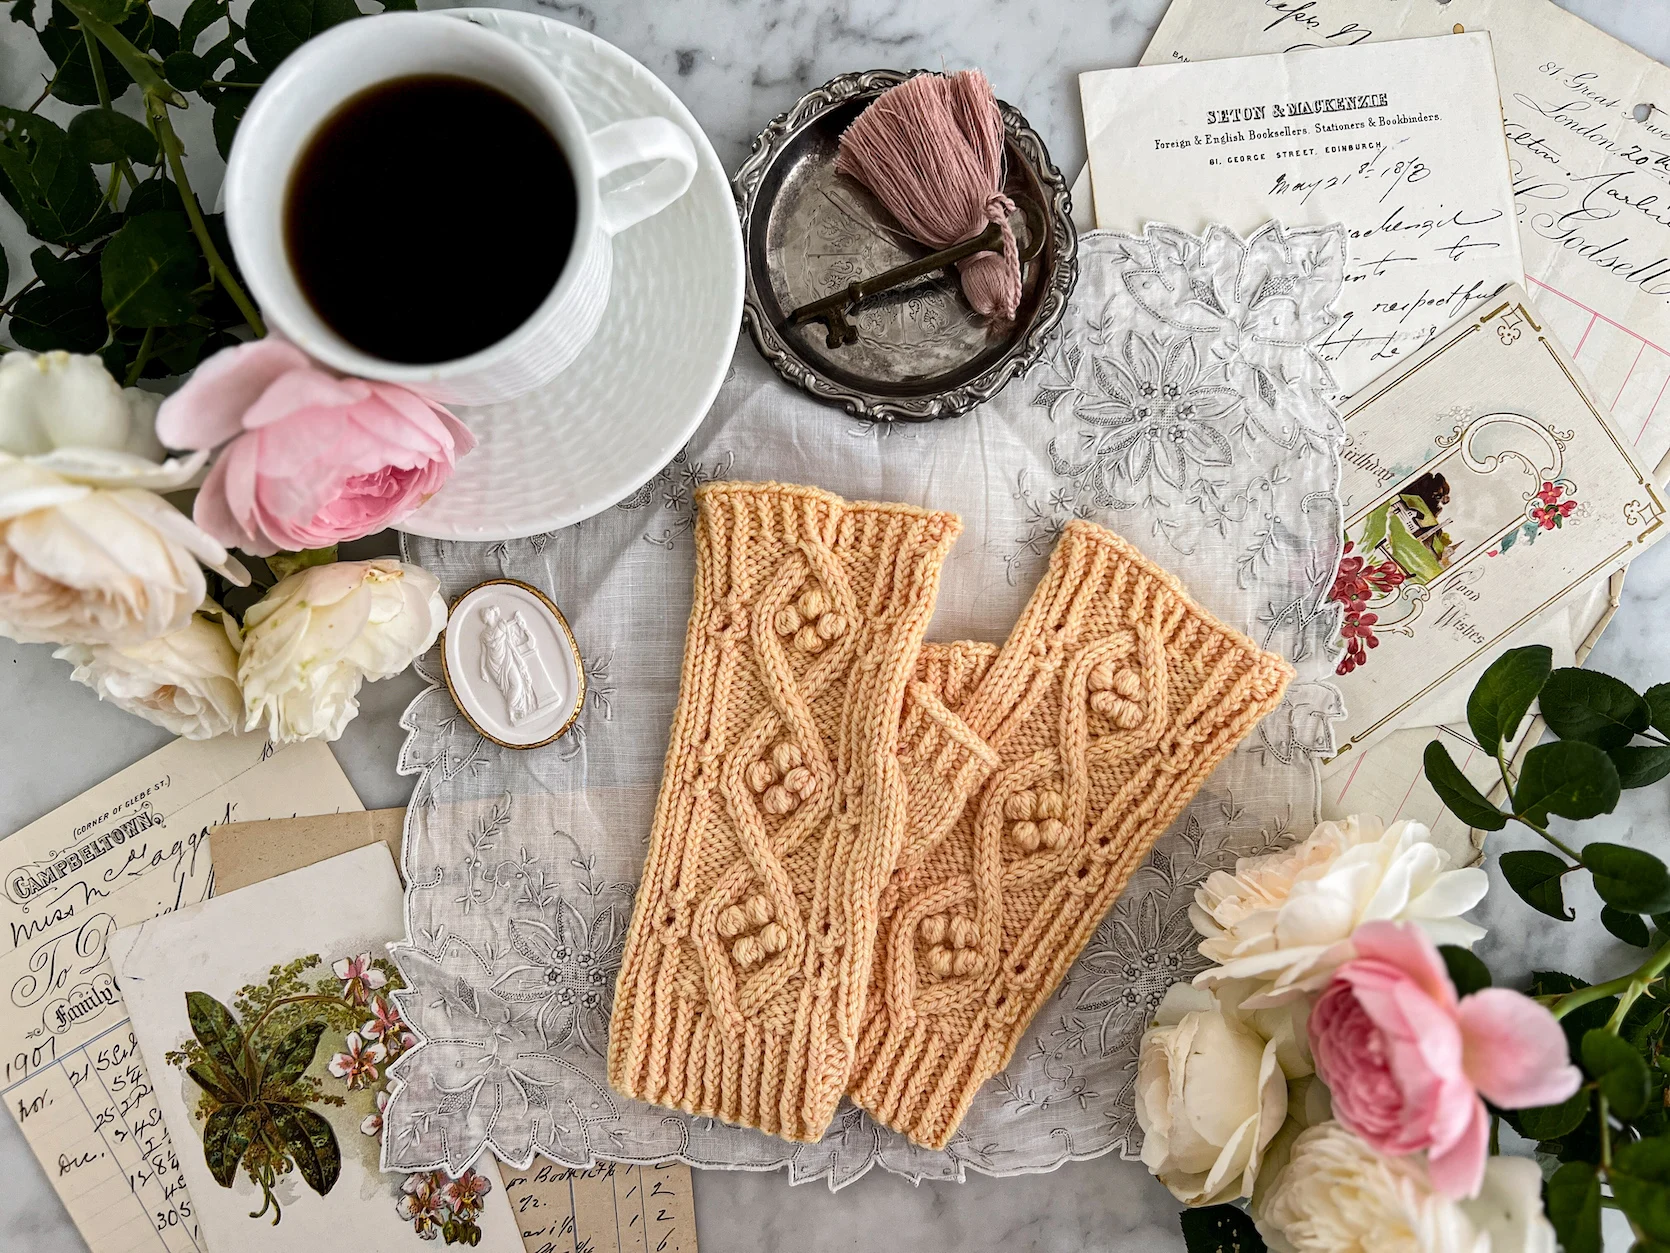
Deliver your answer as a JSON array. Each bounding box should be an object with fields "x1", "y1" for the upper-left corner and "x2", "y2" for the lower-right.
[
  {"x1": 608, "y1": 482, "x2": 962, "y2": 1142},
  {"x1": 849, "y1": 520, "x2": 1294, "y2": 1149}
]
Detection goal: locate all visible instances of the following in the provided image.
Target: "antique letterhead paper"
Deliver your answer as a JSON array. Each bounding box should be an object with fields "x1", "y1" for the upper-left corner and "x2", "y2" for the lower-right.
[
  {"x1": 1328, "y1": 286, "x2": 1666, "y2": 756},
  {"x1": 0, "y1": 735, "x2": 360, "y2": 1253},
  {"x1": 1144, "y1": 0, "x2": 1670, "y2": 480},
  {"x1": 1080, "y1": 34, "x2": 1523, "y2": 398},
  {"x1": 108, "y1": 844, "x2": 524, "y2": 1253}
]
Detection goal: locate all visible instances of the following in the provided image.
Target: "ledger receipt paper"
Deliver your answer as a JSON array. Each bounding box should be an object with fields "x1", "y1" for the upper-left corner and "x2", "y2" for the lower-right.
[{"x1": 1080, "y1": 33, "x2": 1524, "y2": 396}]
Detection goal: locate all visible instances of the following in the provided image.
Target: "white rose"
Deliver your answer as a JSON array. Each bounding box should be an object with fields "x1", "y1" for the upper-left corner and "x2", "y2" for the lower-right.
[
  {"x1": 1192, "y1": 815, "x2": 1487, "y2": 1008},
  {"x1": 55, "y1": 603, "x2": 243, "y2": 739},
  {"x1": 0, "y1": 453, "x2": 246, "y2": 646},
  {"x1": 1253, "y1": 1122, "x2": 1554, "y2": 1253},
  {"x1": 237, "y1": 559, "x2": 445, "y2": 743},
  {"x1": 0, "y1": 350, "x2": 165, "y2": 460},
  {"x1": 1135, "y1": 983, "x2": 1287, "y2": 1206}
]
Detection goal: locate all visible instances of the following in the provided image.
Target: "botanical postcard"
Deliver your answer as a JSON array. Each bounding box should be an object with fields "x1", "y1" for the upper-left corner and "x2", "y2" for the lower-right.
[
  {"x1": 1328, "y1": 286, "x2": 1666, "y2": 756},
  {"x1": 1144, "y1": 0, "x2": 1670, "y2": 481},
  {"x1": 107, "y1": 844, "x2": 522, "y2": 1252},
  {"x1": 1080, "y1": 34, "x2": 1523, "y2": 398}
]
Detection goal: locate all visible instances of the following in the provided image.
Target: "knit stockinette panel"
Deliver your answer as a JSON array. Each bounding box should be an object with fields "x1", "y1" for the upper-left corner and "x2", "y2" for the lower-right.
[
  {"x1": 851, "y1": 521, "x2": 1293, "y2": 1148},
  {"x1": 608, "y1": 482, "x2": 962, "y2": 1141}
]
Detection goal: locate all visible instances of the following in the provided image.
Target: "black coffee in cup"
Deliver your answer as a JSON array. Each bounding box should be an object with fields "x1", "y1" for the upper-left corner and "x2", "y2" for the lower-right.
[{"x1": 284, "y1": 74, "x2": 578, "y2": 366}]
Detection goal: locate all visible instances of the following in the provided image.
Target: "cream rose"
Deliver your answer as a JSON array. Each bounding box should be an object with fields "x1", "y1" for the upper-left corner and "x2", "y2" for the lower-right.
[
  {"x1": 0, "y1": 349, "x2": 164, "y2": 460},
  {"x1": 237, "y1": 559, "x2": 445, "y2": 743},
  {"x1": 1253, "y1": 1122, "x2": 1554, "y2": 1253},
  {"x1": 1135, "y1": 984, "x2": 1287, "y2": 1206},
  {"x1": 1192, "y1": 816, "x2": 1487, "y2": 1007},
  {"x1": 0, "y1": 352, "x2": 247, "y2": 647},
  {"x1": 56, "y1": 603, "x2": 244, "y2": 739}
]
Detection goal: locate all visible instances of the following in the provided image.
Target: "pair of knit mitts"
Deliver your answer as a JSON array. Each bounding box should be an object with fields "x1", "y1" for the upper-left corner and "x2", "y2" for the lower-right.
[{"x1": 608, "y1": 483, "x2": 1293, "y2": 1149}]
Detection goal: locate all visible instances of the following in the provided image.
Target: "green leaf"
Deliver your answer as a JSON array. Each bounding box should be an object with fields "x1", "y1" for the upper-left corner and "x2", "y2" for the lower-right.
[
  {"x1": 1179, "y1": 1205, "x2": 1266, "y2": 1253},
  {"x1": 1422, "y1": 740, "x2": 1508, "y2": 830},
  {"x1": 0, "y1": 107, "x2": 108, "y2": 245},
  {"x1": 202, "y1": 1104, "x2": 252, "y2": 1188},
  {"x1": 1541, "y1": 667, "x2": 1651, "y2": 748},
  {"x1": 75, "y1": 0, "x2": 131, "y2": 21},
  {"x1": 269, "y1": 1103, "x2": 341, "y2": 1197},
  {"x1": 211, "y1": 89, "x2": 253, "y2": 161},
  {"x1": 148, "y1": 13, "x2": 179, "y2": 59},
  {"x1": 1612, "y1": 1136, "x2": 1670, "y2": 1241},
  {"x1": 101, "y1": 210, "x2": 199, "y2": 327},
  {"x1": 262, "y1": 1020, "x2": 326, "y2": 1089},
  {"x1": 123, "y1": 177, "x2": 176, "y2": 218},
  {"x1": 1514, "y1": 740, "x2": 1620, "y2": 824},
  {"x1": 185, "y1": 991, "x2": 249, "y2": 1088},
  {"x1": 1583, "y1": 1029, "x2": 1652, "y2": 1119},
  {"x1": 68, "y1": 108, "x2": 159, "y2": 167},
  {"x1": 266, "y1": 547, "x2": 338, "y2": 581},
  {"x1": 178, "y1": 0, "x2": 228, "y2": 51},
  {"x1": 1605, "y1": 906, "x2": 1654, "y2": 947},
  {"x1": 1467, "y1": 645, "x2": 1551, "y2": 754},
  {"x1": 1647, "y1": 683, "x2": 1670, "y2": 736},
  {"x1": 1547, "y1": 1161, "x2": 1603, "y2": 1253},
  {"x1": 1516, "y1": 1087, "x2": 1591, "y2": 1140},
  {"x1": 1585, "y1": 843, "x2": 1670, "y2": 915},
  {"x1": 1500, "y1": 848, "x2": 1575, "y2": 920},
  {"x1": 244, "y1": 0, "x2": 359, "y2": 70},
  {"x1": 162, "y1": 50, "x2": 209, "y2": 92},
  {"x1": 9, "y1": 280, "x2": 109, "y2": 353},
  {"x1": 30, "y1": 243, "x2": 97, "y2": 290},
  {"x1": 36, "y1": 2, "x2": 131, "y2": 106},
  {"x1": 1614, "y1": 745, "x2": 1670, "y2": 790},
  {"x1": 1439, "y1": 945, "x2": 1492, "y2": 996},
  {"x1": 184, "y1": 1061, "x2": 244, "y2": 1107}
]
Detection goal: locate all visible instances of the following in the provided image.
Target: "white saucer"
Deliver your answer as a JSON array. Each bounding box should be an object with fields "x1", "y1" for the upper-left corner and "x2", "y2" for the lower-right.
[{"x1": 400, "y1": 10, "x2": 743, "y2": 540}]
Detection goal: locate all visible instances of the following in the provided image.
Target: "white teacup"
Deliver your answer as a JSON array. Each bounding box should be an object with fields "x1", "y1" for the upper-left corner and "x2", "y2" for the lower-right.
[{"x1": 224, "y1": 12, "x2": 698, "y2": 406}]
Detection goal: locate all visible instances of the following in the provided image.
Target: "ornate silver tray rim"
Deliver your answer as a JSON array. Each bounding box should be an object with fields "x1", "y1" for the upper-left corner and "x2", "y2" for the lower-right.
[{"x1": 734, "y1": 68, "x2": 1079, "y2": 422}]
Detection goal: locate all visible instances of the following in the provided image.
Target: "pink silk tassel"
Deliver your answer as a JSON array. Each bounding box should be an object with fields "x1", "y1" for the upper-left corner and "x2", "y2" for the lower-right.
[{"x1": 834, "y1": 69, "x2": 1022, "y2": 321}]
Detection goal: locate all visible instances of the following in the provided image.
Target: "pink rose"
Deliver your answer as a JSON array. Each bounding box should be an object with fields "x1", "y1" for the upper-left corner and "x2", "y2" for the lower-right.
[
  {"x1": 1309, "y1": 921, "x2": 1580, "y2": 1199},
  {"x1": 156, "y1": 339, "x2": 474, "y2": 556}
]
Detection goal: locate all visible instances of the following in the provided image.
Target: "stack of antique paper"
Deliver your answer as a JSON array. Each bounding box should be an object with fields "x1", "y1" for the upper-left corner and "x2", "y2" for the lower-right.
[{"x1": 1078, "y1": 3, "x2": 1670, "y2": 855}]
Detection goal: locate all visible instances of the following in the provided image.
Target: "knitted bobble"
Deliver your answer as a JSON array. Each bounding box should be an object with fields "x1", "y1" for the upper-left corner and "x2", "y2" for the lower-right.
[
  {"x1": 1035, "y1": 790, "x2": 1064, "y2": 820},
  {"x1": 948, "y1": 916, "x2": 977, "y2": 949},
  {"x1": 1039, "y1": 818, "x2": 1069, "y2": 849},
  {"x1": 763, "y1": 785, "x2": 796, "y2": 814},
  {"x1": 718, "y1": 905, "x2": 747, "y2": 937},
  {"x1": 795, "y1": 625, "x2": 826, "y2": 653},
  {"x1": 952, "y1": 949, "x2": 980, "y2": 976},
  {"x1": 927, "y1": 948, "x2": 954, "y2": 976},
  {"x1": 774, "y1": 607, "x2": 801, "y2": 636},
  {"x1": 817, "y1": 612, "x2": 848, "y2": 641},
  {"x1": 772, "y1": 742, "x2": 803, "y2": 773},
  {"x1": 1011, "y1": 821, "x2": 1040, "y2": 852},
  {"x1": 743, "y1": 895, "x2": 772, "y2": 926},
  {"x1": 747, "y1": 761, "x2": 776, "y2": 793},
  {"x1": 783, "y1": 766, "x2": 816, "y2": 797},
  {"x1": 1003, "y1": 791, "x2": 1036, "y2": 821},
  {"x1": 733, "y1": 935, "x2": 764, "y2": 967},
  {"x1": 920, "y1": 914, "x2": 948, "y2": 944},
  {"x1": 1089, "y1": 662, "x2": 1145, "y2": 729},
  {"x1": 798, "y1": 589, "x2": 830, "y2": 619},
  {"x1": 759, "y1": 922, "x2": 789, "y2": 954}
]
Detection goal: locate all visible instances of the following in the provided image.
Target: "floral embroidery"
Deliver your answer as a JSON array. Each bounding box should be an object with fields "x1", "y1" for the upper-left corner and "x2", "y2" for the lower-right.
[{"x1": 491, "y1": 899, "x2": 625, "y2": 1053}]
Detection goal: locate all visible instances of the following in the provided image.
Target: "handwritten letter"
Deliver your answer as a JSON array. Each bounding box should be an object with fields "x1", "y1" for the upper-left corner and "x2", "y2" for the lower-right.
[{"x1": 0, "y1": 736, "x2": 361, "y2": 1253}]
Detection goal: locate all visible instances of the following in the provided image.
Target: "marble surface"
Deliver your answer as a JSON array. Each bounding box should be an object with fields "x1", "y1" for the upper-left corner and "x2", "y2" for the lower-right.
[{"x1": 6, "y1": 0, "x2": 1670, "y2": 1249}]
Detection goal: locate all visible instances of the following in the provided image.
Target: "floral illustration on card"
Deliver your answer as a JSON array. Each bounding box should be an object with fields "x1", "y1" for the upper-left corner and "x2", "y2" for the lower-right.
[
  {"x1": 1489, "y1": 479, "x2": 1581, "y2": 556},
  {"x1": 165, "y1": 953, "x2": 490, "y2": 1243}
]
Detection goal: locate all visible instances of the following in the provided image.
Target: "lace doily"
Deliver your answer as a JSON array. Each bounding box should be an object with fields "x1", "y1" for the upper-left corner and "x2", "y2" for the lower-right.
[{"x1": 382, "y1": 223, "x2": 1347, "y2": 1188}]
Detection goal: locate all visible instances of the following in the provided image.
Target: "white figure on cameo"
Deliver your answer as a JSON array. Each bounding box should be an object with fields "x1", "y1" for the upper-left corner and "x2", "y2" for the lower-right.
[{"x1": 478, "y1": 603, "x2": 560, "y2": 725}]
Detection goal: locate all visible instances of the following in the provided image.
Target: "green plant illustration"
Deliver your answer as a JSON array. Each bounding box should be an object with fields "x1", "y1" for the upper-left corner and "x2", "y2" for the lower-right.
[{"x1": 164, "y1": 953, "x2": 410, "y2": 1227}]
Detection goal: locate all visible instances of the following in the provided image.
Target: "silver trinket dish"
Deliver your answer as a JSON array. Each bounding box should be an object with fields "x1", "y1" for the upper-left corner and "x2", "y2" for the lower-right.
[{"x1": 735, "y1": 68, "x2": 1078, "y2": 421}]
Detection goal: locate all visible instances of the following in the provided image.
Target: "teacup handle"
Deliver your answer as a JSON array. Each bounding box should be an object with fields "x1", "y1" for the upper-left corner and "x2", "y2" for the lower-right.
[{"x1": 589, "y1": 118, "x2": 698, "y2": 236}]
